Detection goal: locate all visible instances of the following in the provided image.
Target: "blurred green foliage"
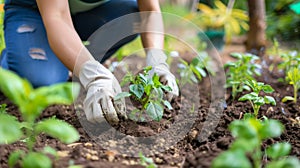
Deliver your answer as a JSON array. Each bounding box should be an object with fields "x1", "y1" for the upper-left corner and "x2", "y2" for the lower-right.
[
  {"x1": 161, "y1": 3, "x2": 190, "y2": 17},
  {"x1": 265, "y1": 0, "x2": 300, "y2": 40}
]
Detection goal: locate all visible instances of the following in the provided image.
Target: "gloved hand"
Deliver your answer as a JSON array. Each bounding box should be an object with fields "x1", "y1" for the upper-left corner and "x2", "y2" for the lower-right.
[
  {"x1": 146, "y1": 49, "x2": 179, "y2": 100},
  {"x1": 79, "y1": 60, "x2": 126, "y2": 124}
]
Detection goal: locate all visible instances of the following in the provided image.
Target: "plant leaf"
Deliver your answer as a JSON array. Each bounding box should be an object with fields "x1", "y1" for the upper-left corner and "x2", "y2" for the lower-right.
[
  {"x1": 143, "y1": 66, "x2": 152, "y2": 73},
  {"x1": 161, "y1": 85, "x2": 172, "y2": 92},
  {"x1": 43, "y1": 146, "x2": 58, "y2": 157},
  {"x1": 264, "y1": 96, "x2": 276, "y2": 105},
  {"x1": 266, "y1": 143, "x2": 291, "y2": 160},
  {"x1": 0, "y1": 68, "x2": 33, "y2": 106},
  {"x1": 163, "y1": 100, "x2": 173, "y2": 110},
  {"x1": 266, "y1": 156, "x2": 300, "y2": 168},
  {"x1": 152, "y1": 73, "x2": 162, "y2": 88},
  {"x1": 253, "y1": 97, "x2": 265, "y2": 106},
  {"x1": 8, "y1": 150, "x2": 24, "y2": 168},
  {"x1": 238, "y1": 92, "x2": 258, "y2": 101},
  {"x1": 129, "y1": 84, "x2": 144, "y2": 99},
  {"x1": 229, "y1": 120, "x2": 257, "y2": 139},
  {"x1": 146, "y1": 102, "x2": 163, "y2": 121},
  {"x1": 33, "y1": 82, "x2": 80, "y2": 106},
  {"x1": 230, "y1": 138, "x2": 259, "y2": 153},
  {"x1": 230, "y1": 53, "x2": 243, "y2": 59},
  {"x1": 0, "y1": 113, "x2": 22, "y2": 144},
  {"x1": 212, "y1": 150, "x2": 251, "y2": 168},
  {"x1": 282, "y1": 96, "x2": 295, "y2": 103},
  {"x1": 120, "y1": 72, "x2": 133, "y2": 86},
  {"x1": 259, "y1": 119, "x2": 284, "y2": 139},
  {"x1": 144, "y1": 84, "x2": 152, "y2": 95},
  {"x1": 114, "y1": 92, "x2": 131, "y2": 101},
  {"x1": 138, "y1": 73, "x2": 148, "y2": 84},
  {"x1": 36, "y1": 118, "x2": 79, "y2": 144},
  {"x1": 262, "y1": 85, "x2": 275, "y2": 93},
  {"x1": 22, "y1": 152, "x2": 52, "y2": 168}
]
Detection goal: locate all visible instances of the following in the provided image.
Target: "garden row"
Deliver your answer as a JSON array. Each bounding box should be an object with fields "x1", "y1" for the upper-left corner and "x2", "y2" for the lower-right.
[{"x1": 0, "y1": 48, "x2": 300, "y2": 167}]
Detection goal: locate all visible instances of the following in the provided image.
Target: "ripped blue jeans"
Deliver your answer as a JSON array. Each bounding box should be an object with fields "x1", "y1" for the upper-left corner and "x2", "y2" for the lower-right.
[{"x1": 0, "y1": 0, "x2": 138, "y2": 87}]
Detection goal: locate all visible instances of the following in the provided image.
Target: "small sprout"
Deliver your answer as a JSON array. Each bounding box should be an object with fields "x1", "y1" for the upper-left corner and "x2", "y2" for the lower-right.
[
  {"x1": 0, "y1": 68, "x2": 80, "y2": 167},
  {"x1": 225, "y1": 52, "x2": 262, "y2": 99},
  {"x1": 238, "y1": 80, "x2": 276, "y2": 118},
  {"x1": 115, "y1": 66, "x2": 173, "y2": 122},
  {"x1": 282, "y1": 67, "x2": 300, "y2": 103}
]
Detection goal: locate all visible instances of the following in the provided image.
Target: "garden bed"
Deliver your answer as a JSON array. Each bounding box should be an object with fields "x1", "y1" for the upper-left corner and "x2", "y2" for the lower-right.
[{"x1": 0, "y1": 55, "x2": 299, "y2": 168}]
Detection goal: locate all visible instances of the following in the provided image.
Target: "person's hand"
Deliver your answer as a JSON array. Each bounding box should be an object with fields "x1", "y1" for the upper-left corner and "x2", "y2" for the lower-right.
[
  {"x1": 146, "y1": 49, "x2": 179, "y2": 100},
  {"x1": 79, "y1": 60, "x2": 126, "y2": 124}
]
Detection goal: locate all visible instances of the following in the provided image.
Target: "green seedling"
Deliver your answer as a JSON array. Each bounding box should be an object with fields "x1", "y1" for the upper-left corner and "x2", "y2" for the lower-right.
[
  {"x1": 0, "y1": 68, "x2": 80, "y2": 168},
  {"x1": 225, "y1": 52, "x2": 262, "y2": 99},
  {"x1": 177, "y1": 53, "x2": 213, "y2": 86},
  {"x1": 282, "y1": 67, "x2": 300, "y2": 103},
  {"x1": 278, "y1": 51, "x2": 300, "y2": 75},
  {"x1": 139, "y1": 152, "x2": 157, "y2": 168},
  {"x1": 212, "y1": 117, "x2": 300, "y2": 168},
  {"x1": 238, "y1": 80, "x2": 276, "y2": 118},
  {"x1": 115, "y1": 66, "x2": 173, "y2": 122}
]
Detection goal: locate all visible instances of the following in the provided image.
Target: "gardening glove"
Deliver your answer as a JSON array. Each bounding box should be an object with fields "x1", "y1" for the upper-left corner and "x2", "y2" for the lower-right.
[
  {"x1": 146, "y1": 49, "x2": 179, "y2": 101},
  {"x1": 79, "y1": 60, "x2": 126, "y2": 124}
]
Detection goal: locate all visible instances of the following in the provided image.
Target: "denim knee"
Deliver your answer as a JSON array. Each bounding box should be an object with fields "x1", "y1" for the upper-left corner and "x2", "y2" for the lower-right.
[{"x1": 4, "y1": 7, "x2": 69, "y2": 88}]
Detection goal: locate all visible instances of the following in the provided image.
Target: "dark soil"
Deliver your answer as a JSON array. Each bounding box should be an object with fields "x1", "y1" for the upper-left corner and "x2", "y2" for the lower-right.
[{"x1": 0, "y1": 54, "x2": 299, "y2": 168}]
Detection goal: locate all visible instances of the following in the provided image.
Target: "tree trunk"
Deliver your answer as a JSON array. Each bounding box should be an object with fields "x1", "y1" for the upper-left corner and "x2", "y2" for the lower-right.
[{"x1": 246, "y1": 0, "x2": 267, "y2": 56}]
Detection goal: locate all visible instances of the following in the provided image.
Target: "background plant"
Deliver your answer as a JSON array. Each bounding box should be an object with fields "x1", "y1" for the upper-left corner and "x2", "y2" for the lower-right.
[
  {"x1": 282, "y1": 67, "x2": 300, "y2": 103},
  {"x1": 0, "y1": 68, "x2": 80, "y2": 168},
  {"x1": 224, "y1": 52, "x2": 262, "y2": 100},
  {"x1": 212, "y1": 117, "x2": 300, "y2": 168},
  {"x1": 238, "y1": 79, "x2": 276, "y2": 118},
  {"x1": 189, "y1": 0, "x2": 249, "y2": 43},
  {"x1": 266, "y1": 0, "x2": 300, "y2": 41},
  {"x1": 115, "y1": 66, "x2": 173, "y2": 122},
  {"x1": 177, "y1": 52, "x2": 214, "y2": 86},
  {"x1": 278, "y1": 50, "x2": 300, "y2": 75}
]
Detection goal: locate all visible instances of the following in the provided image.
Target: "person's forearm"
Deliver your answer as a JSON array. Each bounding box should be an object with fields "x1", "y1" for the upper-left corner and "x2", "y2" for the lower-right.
[
  {"x1": 137, "y1": 0, "x2": 164, "y2": 50},
  {"x1": 43, "y1": 18, "x2": 93, "y2": 76},
  {"x1": 36, "y1": 0, "x2": 93, "y2": 77}
]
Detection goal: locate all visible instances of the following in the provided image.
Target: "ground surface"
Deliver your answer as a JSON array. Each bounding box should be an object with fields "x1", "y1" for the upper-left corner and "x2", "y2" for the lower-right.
[{"x1": 1, "y1": 43, "x2": 299, "y2": 168}]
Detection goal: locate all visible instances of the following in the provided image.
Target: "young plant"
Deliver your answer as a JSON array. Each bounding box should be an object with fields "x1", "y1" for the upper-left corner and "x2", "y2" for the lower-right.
[
  {"x1": 0, "y1": 68, "x2": 80, "y2": 168},
  {"x1": 282, "y1": 67, "x2": 300, "y2": 103},
  {"x1": 278, "y1": 50, "x2": 300, "y2": 74},
  {"x1": 115, "y1": 66, "x2": 173, "y2": 122},
  {"x1": 212, "y1": 117, "x2": 300, "y2": 168},
  {"x1": 225, "y1": 52, "x2": 262, "y2": 99},
  {"x1": 177, "y1": 53, "x2": 213, "y2": 86},
  {"x1": 238, "y1": 79, "x2": 276, "y2": 118}
]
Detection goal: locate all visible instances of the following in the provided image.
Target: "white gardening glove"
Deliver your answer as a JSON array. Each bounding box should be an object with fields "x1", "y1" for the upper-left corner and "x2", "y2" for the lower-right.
[
  {"x1": 79, "y1": 60, "x2": 126, "y2": 124},
  {"x1": 146, "y1": 49, "x2": 179, "y2": 100}
]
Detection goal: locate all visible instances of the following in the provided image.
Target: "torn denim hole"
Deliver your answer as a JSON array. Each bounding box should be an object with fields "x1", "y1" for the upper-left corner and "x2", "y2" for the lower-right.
[
  {"x1": 17, "y1": 24, "x2": 36, "y2": 33},
  {"x1": 28, "y1": 48, "x2": 48, "y2": 60}
]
